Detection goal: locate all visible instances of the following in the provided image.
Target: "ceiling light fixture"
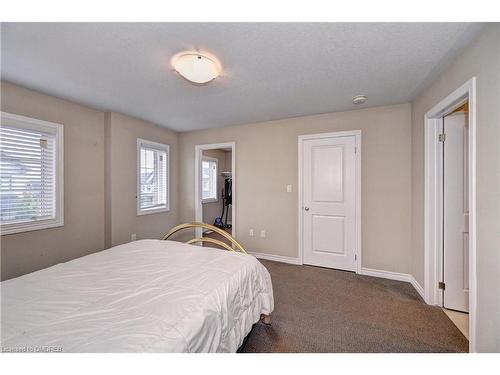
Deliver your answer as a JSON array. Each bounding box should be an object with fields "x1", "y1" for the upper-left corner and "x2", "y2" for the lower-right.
[
  {"x1": 352, "y1": 95, "x2": 367, "y2": 105},
  {"x1": 171, "y1": 51, "x2": 222, "y2": 84}
]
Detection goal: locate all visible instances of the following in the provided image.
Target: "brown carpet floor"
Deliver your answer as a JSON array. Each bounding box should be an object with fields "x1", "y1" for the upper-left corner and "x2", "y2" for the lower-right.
[{"x1": 240, "y1": 260, "x2": 468, "y2": 353}]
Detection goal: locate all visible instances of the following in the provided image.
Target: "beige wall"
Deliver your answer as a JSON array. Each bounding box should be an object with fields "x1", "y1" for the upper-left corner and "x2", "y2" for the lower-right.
[
  {"x1": 179, "y1": 104, "x2": 413, "y2": 273},
  {"x1": 411, "y1": 24, "x2": 500, "y2": 351},
  {"x1": 1, "y1": 83, "x2": 179, "y2": 280},
  {"x1": 1, "y1": 82, "x2": 106, "y2": 280},
  {"x1": 224, "y1": 151, "x2": 232, "y2": 173},
  {"x1": 105, "y1": 112, "x2": 179, "y2": 247}
]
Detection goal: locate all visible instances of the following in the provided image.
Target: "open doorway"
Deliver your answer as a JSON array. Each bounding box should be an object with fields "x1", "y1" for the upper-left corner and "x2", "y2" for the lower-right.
[
  {"x1": 424, "y1": 78, "x2": 476, "y2": 351},
  {"x1": 195, "y1": 142, "x2": 236, "y2": 242},
  {"x1": 441, "y1": 103, "x2": 469, "y2": 339}
]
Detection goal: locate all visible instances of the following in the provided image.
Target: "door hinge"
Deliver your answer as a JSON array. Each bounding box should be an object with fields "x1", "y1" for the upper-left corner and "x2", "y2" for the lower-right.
[
  {"x1": 354, "y1": 146, "x2": 357, "y2": 154},
  {"x1": 354, "y1": 254, "x2": 357, "y2": 261},
  {"x1": 438, "y1": 281, "x2": 446, "y2": 290},
  {"x1": 438, "y1": 133, "x2": 446, "y2": 142}
]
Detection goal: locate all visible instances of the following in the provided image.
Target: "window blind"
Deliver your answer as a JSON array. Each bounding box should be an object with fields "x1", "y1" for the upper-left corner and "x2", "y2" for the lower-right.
[
  {"x1": 0, "y1": 125, "x2": 57, "y2": 224},
  {"x1": 139, "y1": 143, "x2": 168, "y2": 212},
  {"x1": 201, "y1": 159, "x2": 217, "y2": 201}
]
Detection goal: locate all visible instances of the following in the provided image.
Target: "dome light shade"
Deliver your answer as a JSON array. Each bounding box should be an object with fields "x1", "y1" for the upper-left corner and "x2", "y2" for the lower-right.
[
  {"x1": 352, "y1": 95, "x2": 367, "y2": 105},
  {"x1": 172, "y1": 51, "x2": 221, "y2": 84}
]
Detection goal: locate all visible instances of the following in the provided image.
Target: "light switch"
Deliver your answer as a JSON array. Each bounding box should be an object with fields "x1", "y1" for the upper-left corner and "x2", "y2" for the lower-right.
[
  {"x1": 260, "y1": 230, "x2": 266, "y2": 238},
  {"x1": 286, "y1": 184, "x2": 292, "y2": 193},
  {"x1": 249, "y1": 229, "x2": 254, "y2": 237}
]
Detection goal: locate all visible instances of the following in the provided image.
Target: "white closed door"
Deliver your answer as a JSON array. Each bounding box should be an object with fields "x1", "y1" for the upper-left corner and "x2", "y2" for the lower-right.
[
  {"x1": 302, "y1": 134, "x2": 357, "y2": 271},
  {"x1": 443, "y1": 111, "x2": 469, "y2": 312}
]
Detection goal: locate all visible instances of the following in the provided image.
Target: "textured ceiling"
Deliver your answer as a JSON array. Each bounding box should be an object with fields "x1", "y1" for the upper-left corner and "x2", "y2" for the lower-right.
[{"x1": 1, "y1": 23, "x2": 483, "y2": 132}]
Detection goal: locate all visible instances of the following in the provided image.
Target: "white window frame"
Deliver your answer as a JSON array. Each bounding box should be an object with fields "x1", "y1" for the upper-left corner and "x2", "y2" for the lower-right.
[
  {"x1": 0, "y1": 112, "x2": 64, "y2": 235},
  {"x1": 136, "y1": 138, "x2": 170, "y2": 216},
  {"x1": 201, "y1": 156, "x2": 218, "y2": 204}
]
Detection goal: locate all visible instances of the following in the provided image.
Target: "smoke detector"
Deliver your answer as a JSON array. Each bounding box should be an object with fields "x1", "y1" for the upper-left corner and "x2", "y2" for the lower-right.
[{"x1": 352, "y1": 95, "x2": 367, "y2": 105}]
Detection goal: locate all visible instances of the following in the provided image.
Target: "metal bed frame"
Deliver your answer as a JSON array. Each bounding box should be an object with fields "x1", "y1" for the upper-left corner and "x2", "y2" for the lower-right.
[
  {"x1": 161, "y1": 222, "x2": 271, "y2": 325},
  {"x1": 162, "y1": 222, "x2": 247, "y2": 254}
]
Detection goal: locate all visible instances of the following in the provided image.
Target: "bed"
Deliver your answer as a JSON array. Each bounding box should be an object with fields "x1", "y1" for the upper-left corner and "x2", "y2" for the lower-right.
[{"x1": 0, "y1": 223, "x2": 274, "y2": 352}]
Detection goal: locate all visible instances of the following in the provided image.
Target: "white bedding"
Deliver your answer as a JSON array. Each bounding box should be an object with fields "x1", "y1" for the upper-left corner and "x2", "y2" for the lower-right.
[{"x1": 0, "y1": 239, "x2": 274, "y2": 352}]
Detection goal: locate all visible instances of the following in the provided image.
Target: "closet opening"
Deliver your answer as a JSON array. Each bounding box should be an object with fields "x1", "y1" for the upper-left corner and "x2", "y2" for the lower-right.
[{"x1": 195, "y1": 142, "x2": 236, "y2": 244}]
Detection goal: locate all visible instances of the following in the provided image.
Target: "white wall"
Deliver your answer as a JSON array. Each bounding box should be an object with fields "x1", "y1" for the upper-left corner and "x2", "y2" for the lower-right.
[{"x1": 411, "y1": 24, "x2": 500, "y2": 352}]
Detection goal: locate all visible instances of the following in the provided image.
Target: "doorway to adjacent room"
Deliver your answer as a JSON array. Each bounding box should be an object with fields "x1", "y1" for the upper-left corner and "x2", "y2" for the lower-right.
[
  {"x1": 424, "y1": 78, "x2": 476, "y2": 351},
  {"x1": 195, "y1": 142, "x2": 236, "y2": 241}
]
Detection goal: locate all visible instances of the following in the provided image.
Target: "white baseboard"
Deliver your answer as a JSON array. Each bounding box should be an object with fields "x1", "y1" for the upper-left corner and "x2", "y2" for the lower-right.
[
  {"x1": 249, "y1": 251, "x2": 302, "y2": 265},
  {"x1": 409, "y1": 277, "x2": 425, "y2": 300},
  {"x1": 360, "y1": 267, "x2": 425, "y2": 300},
  {"x1": 360, "y1": 267, "x2": 412, "y2": 282},
  {"x1": 249, "y1": 258, "x2": 426, "y2": 300}
]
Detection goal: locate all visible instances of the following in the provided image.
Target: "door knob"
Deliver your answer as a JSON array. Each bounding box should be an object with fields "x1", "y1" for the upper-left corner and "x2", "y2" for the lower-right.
[{"x1": 304, "y1": 206, "x2": 310, "y2": 211}]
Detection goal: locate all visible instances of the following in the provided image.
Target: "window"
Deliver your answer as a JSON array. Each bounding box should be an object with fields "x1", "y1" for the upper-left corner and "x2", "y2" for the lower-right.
[
  {"x1": 137, "y1": 139, "x2": 169, "y2": 215},
  {"x1": 0, "y1": 112, "x2": 64, "y2": 235},
  {"x1": 201, "y1": 156, "x2": 218, "y2": 203}
]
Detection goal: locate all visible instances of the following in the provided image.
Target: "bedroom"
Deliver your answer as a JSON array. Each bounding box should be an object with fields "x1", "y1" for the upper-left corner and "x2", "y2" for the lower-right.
[{"x1": 1, "y1": 1, "x2": 500, "y2": 373}]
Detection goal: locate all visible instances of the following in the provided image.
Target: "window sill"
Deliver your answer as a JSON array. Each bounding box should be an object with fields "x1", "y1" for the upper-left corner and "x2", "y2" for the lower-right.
[
  {"x1": 0, "y1": 218, "x2": 64, "y2": 236},
  {"x1": 137, "y1": 206, "x2": 170, "y2": 216},
  {"x1": 202, "y1": 198, "x2": 218, "y2": 204}
]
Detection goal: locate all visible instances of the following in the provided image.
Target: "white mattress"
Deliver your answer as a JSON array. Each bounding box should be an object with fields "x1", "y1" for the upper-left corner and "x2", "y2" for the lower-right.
[{"x1": 0, "y1": 239, "x2": 274, "y2": 352}]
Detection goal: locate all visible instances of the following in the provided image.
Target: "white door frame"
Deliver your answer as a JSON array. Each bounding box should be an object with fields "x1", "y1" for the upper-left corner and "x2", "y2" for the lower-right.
[
  {"x1": 195, "y1": 142, "x2": 236, "y2": 239},
  {"x1": 424, "y1": 77, "x2": 476, "y2": 352},
  {"x1": 298, "y1": 130, "x2": 362, "y2": 273}
]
